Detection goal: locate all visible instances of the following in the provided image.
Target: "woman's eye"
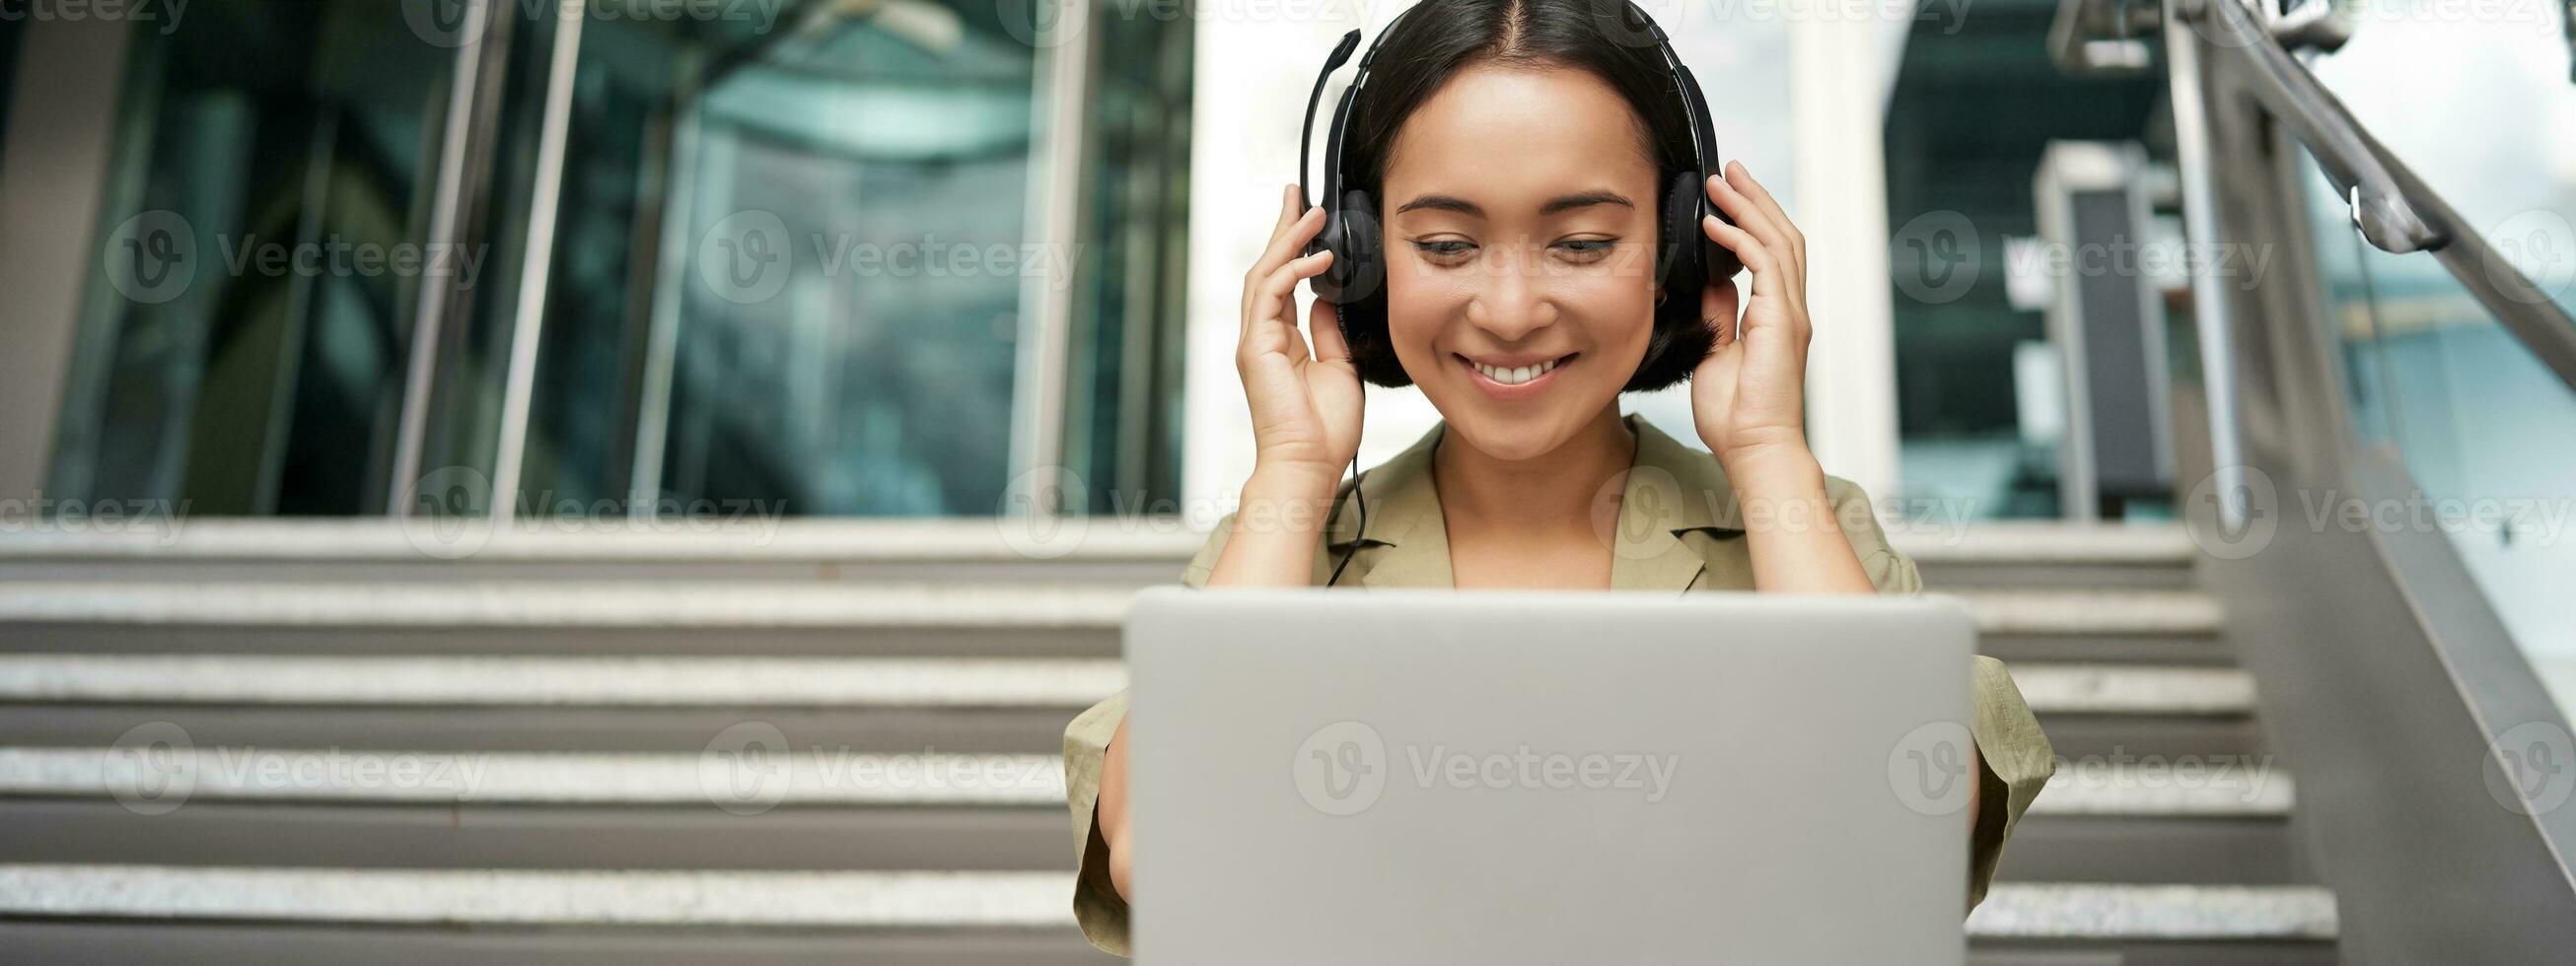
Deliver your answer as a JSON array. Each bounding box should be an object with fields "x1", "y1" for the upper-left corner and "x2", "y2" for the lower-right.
[
  {"x1": 1554, "y1": 239, "x2": 1617, "y2": 259},
  {"x1": 1412, "y1": 240, "x2": 1475, "y2": 258}
]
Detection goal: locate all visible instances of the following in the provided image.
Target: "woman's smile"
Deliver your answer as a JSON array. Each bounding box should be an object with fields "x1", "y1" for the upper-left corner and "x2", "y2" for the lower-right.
[{"x1": 1457, "y1": 351, "x2": 1579, "y2": 398}]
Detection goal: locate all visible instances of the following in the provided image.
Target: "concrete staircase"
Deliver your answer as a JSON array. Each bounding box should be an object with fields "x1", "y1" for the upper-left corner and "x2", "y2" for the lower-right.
[{"x1": 0, "y1": 520, "x2": 2334, "y2": 964}]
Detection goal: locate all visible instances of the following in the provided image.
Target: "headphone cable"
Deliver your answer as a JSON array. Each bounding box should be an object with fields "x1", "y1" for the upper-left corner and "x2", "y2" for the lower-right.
[{"x1": 1324, "y1": 451, "x2": 1366, "y2": 587}]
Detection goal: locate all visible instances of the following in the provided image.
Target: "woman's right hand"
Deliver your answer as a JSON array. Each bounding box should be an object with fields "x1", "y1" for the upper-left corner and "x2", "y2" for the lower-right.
[{"x1": 1238, "y1": 183, "x2": 1364, "y2": 477}]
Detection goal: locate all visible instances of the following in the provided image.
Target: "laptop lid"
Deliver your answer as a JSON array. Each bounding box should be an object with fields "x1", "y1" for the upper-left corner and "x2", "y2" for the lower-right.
[{"x1": 1123, "y1": 586, "x2": 1974, "y2": 965}]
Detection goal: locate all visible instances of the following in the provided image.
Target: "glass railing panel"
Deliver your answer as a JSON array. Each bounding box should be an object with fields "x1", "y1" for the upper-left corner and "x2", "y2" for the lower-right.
[
  {"x1": 2299, "y1": 151, "x2": 2576, "y2": 713},
  {"x1": 2302, "y1": 3, "x2": 2576, "y2": 324}
]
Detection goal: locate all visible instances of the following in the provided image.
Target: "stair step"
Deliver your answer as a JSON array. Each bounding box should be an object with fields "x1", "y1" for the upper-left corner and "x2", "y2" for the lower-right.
[
  {"x1": 0, "y1": 797, "x2": 2290, "y2": 881},
  {"x1": 0, "y1": 920, "x2": 1132, "y2": 966},
  {"x1": 1, "y1": 746, "x2": 2288, "y2": 814},
  {"x1": 0, "y1": 655, "x2": 2250, "y2": 714},
  {"x1": 0, "y1": 583, "x2": 2222, "y2": 637},
  {"x1": 0, "y1": 864, "x2": 2331, "y2": 941},
  {"x1": 0, "y1": 655, "x2": 1129, "y2": 707},
  {"x1": 0, "y1": 519, "x2": 2192, "y2": 577},
  {"x1": 1968, "y1": 883, "x2": 2336, "y2": 940},
  {"x1": 2011, "y1": 664, "x2": 2254, "y2": 716}
]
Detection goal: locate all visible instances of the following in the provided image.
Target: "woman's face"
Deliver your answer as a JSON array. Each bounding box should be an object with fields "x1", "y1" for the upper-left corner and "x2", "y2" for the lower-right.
[{"x1": 1380, "y1": 62, "x2": 1664, "y2": 461}]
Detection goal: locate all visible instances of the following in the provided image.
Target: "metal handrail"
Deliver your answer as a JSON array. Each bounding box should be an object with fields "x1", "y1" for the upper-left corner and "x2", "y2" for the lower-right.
[
  {"x1": 2172, "y1": 0, "x2": 2576, "y2": 392},
  {"x1": 2180, "y1": 0, "x2": 2445, "y2": 254}
]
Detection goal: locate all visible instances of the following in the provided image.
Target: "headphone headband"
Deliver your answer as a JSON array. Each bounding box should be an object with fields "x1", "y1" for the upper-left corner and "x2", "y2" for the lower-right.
[
  {"x1": 1303, "y1": 0, "x2": 1711, "y2": 210},
  {"x1": 1299, "y1": 0, "x2": 1733, "y2": 309}
]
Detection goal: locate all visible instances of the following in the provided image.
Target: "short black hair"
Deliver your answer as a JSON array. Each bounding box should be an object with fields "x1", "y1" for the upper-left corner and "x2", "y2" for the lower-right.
[{"x1": 1337, "y1": 0, "x2": 1715, "y2": 391}]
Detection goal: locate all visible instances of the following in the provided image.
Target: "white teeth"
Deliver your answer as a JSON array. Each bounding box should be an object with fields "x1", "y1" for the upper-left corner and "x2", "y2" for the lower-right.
[{"x1": 1471, "y1": 358, "x2": 1557, "y2": 385}]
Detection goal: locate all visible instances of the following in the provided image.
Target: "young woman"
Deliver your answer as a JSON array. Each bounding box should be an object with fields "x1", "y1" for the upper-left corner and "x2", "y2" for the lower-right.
[{"x1": 1061, "y1": 0, "x2": 2054, "y2": 954}]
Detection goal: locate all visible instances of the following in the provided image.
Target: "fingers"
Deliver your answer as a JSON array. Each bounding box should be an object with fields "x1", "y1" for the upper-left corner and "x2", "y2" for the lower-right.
[
  {"x1": 1703, "y1": 215, "x2": 1781, "y2": 301},
  {"x1": 1725, "y1": 162, "x2": 1803, "y2": 258},
  {"x1": 1706, "y1": 171, "x2": 1799, "y2": 278},
  {"x1": 1243, "y1": 205, "x2": 1327, "y2": 341},
  {"x1": 1308, "y1": 297, "x2": 1350, "y2": 364},
  {"x1": 1247, "y1": 208, "x2": 1328, "y2": 332},
  {"x1": 1242, "y1": 249, "x2": 1335, "y2": 366}
]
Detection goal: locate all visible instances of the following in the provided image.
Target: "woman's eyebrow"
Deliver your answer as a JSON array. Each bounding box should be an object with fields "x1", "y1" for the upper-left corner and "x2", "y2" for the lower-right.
[{"x1": 1393, "y1": 190, "x2": 1636, "y2": 218}]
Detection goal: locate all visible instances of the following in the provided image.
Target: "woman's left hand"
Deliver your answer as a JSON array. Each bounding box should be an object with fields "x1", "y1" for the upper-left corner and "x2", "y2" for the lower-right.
[{"x1": 1689, "y1": 162, "x2": 1816, "y2": 473}]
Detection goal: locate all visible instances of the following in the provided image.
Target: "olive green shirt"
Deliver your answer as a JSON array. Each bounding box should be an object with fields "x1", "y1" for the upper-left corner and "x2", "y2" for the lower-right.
[{"x1": 1061, "y1": 413, "x2": 2056, "y2": 956}]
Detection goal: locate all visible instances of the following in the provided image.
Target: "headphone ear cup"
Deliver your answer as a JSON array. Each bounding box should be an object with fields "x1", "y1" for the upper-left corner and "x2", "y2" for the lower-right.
[
  {"x1": 1334, "y1": 188, "x2": 1385, "y2": 304},
  {"x1": 1699, "y1": 182, "x2": 1744, "y2": 286},
  {"x1": 1658, "y1": 170, "x2": 1702, "y2": 292}
]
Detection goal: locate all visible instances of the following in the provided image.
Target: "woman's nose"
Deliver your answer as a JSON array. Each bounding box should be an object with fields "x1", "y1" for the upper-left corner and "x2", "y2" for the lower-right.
[{"x1": 1464, "y1": 240, "x2": 1558, "y2": 340}]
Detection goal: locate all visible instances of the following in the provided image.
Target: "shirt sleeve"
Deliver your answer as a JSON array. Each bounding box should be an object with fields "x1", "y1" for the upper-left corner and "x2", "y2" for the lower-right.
[
  {"x1": 1823, "y1": 475, "x2": 2056, "y2": 911},
  {"x1": 1061, "y1": 514, "x2": 1236, "y2": 956}
]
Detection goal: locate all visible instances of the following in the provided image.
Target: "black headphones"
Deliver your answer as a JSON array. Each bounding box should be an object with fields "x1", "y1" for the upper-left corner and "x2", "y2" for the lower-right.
[
  {"x1": 1297, "y1": 0, "x2": 1741, "y2": 313},
  {"x1": 1299, "y1": 0, "x2": 1739, "y2": 586}
]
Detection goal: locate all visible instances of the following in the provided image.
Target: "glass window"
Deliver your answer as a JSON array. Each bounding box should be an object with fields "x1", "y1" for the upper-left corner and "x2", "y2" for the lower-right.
[
  {"x1": 48, "y1": 0, "x2": 460, "y2": 514},
  {"x1": 513, "y1": 1, "x2": 1191, "y2": 518}
]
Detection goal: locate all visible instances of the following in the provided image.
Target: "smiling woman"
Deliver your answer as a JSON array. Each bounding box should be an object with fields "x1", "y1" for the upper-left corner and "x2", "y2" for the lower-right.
[{"x1": 1060, "y1": 0, "x2": 2055, "y2": 956}]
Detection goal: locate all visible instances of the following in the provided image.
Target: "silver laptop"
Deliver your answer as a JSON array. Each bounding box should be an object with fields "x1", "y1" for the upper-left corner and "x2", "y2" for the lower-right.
[{"x1": 1121, "y1": 586, "x2": 1974, "y2": 965}]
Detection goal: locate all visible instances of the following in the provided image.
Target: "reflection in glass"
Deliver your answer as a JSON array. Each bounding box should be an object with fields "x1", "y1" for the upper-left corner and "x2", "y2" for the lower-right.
[
  {"x1": 2305, "y1": 2, "x2": 2576, "y2": 322},
  {"x1": 49, "y1": 1, "x2": 458, "y2": 514},
  {"x1": 2300, "y1": 156, "x2": 2576, "y2": 714},
  {"x1": 525, "y1": 3, "x2": 1054, "y2": 517}
]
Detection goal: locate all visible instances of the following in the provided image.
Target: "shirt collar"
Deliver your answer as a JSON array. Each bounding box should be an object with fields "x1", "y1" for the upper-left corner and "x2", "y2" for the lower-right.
[{"x1": 1322, "y1": 413, "x2": 1744, "y2": 591}]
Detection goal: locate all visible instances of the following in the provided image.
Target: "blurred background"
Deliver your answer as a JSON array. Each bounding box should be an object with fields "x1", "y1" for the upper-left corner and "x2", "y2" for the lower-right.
[{"x1": 3, "y1": 0, "x2": 2575, "y2": 962}]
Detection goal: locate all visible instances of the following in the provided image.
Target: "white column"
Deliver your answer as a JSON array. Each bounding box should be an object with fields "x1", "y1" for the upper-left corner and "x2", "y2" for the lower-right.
[
  {"x1": 0, "y1": 21, "x2": 132, "y2": 502},
  {"x1": 1181, "y1": 3, "x2": 1437, "y2": 529},
  {"x1": 1787, "y1": 18, "x2": 1902, "y2": 502}
]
